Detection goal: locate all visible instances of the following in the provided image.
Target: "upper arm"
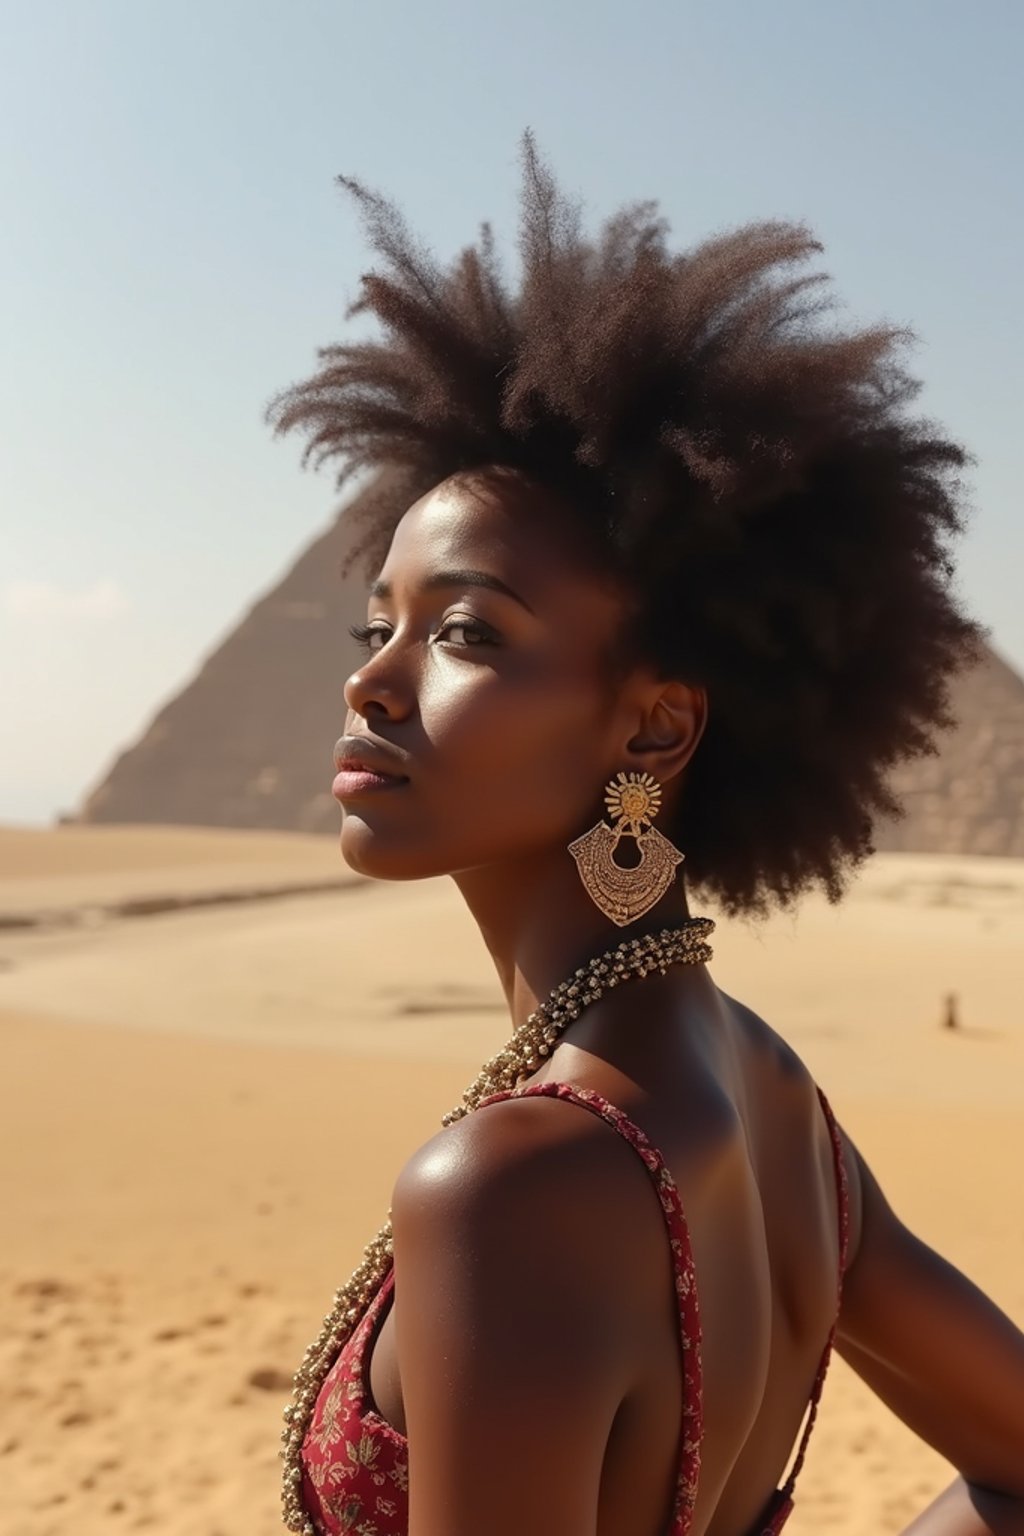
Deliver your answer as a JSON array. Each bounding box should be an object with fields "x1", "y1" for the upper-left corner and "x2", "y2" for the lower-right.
[
  {"x1": 835, "y1": 1128, "x2": 1024, "y2": 1497},
  {"x1": 390, "y1": 1099, "x2": 645, "y2": 1536}
]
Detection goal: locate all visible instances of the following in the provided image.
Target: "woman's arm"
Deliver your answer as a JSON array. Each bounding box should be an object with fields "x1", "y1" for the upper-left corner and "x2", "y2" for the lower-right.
[
  {"x1": 836, "y1": 1131, "x2": 1024, "y2": 1533},
  {"x1": 900, "y1": 1478, "x2": 1024, "y2": 1536},
  {"x1": 390, "y1": 1096, "x2": 647, "y2": 1536}
]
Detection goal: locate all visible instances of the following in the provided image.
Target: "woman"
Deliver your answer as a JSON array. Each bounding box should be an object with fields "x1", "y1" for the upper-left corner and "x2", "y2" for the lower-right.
[{"x1": 269, "y1": 137, "x2": 1024, "y2": 1536}]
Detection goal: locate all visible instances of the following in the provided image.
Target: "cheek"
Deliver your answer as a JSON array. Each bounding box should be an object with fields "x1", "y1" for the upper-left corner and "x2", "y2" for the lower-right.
[
  {"x1": 338, "y1": 648, "x2": 618, "y2": 883},
  {"x1": 420, "y1": 659, "x2": 608, "y2": 838}
]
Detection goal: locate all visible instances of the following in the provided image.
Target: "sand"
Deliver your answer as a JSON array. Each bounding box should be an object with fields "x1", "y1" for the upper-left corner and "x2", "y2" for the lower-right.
[{"x1": 1, "y1": 823, "x2": 1022, "y2": 1535}]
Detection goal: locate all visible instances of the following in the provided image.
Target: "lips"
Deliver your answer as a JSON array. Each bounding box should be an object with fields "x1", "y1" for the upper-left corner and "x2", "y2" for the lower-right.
[{"x1": 332, "y1": 735, "x2": 410, "y2": 782}]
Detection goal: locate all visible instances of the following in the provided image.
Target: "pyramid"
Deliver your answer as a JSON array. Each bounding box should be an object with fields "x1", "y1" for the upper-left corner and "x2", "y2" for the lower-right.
[
  {"x1": 873, "y1": 644, "x2": 1024, "y2": 857},
  {"x1": 78, "y1": 505, "x2": 370, "y2": 834},
  {"x1": 78, "y1": 488, "x2": 1024, "y2": 858}
]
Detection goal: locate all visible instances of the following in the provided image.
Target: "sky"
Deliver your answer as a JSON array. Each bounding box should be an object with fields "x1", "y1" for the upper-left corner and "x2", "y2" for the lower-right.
[{"x1": 2, "y1": 0, "x2": 1022, "y2": 826}]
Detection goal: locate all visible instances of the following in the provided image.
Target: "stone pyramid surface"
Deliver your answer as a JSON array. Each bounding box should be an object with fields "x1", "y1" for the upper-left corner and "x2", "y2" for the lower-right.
[
  {"x1": 78, "y1": 496, "x2": 1024, "y2": 858},
  {"x1": 79, "y1": 507, "x2": 368, "y2": 835},
  {"x1": 873, "y1": 644, "x2": 1024, "y2": 857}
]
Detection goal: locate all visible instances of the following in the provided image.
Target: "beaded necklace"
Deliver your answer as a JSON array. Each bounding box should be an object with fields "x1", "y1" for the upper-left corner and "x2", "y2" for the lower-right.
[{"x1": 280, "y1": 917, "x2": 715, "y2": 1533}]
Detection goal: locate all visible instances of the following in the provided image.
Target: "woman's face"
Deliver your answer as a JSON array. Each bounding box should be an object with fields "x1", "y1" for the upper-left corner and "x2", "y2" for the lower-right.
[{"x1": 336, "y1": 469, "x2": 641, "y2": 882}]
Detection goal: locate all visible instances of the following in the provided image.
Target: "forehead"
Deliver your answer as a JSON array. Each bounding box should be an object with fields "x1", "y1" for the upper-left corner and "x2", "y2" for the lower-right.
[{"x1": 379, "y1": 471, "x2": 619, "y2": 607}]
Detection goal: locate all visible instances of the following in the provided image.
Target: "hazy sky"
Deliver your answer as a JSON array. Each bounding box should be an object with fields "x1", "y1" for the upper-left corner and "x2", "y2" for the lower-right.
[{"x1": 2, "y1": 1, "x2": 1022, "y2": 825}]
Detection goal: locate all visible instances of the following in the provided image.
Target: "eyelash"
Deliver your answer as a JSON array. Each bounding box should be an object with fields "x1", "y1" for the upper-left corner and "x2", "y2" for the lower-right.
[{"x1": 347, "y1": 618, "x2": 498, "y2": 654}]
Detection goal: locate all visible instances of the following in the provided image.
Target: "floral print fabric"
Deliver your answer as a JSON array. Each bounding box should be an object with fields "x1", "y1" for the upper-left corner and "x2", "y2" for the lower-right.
[{"x1": 299, "y1": 1079, "x2": 848, "y2": 1536}]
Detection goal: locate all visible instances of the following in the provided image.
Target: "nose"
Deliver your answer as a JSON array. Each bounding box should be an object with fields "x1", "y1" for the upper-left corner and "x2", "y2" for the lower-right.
[{"x1": 343, "y1": 647, "x2": 412, "y2": 722}]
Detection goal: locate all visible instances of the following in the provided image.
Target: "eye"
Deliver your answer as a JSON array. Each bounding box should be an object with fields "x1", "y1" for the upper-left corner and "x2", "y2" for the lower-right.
[
  {"x1": 347, "y1": 620, "x2": 391, "y2": 653},
  {"x1": 435, "y1": 617, "x2": 498, "y2": 648},
  {"x1": 347, "y1": 616, "x2": 500, "y2": 655}
]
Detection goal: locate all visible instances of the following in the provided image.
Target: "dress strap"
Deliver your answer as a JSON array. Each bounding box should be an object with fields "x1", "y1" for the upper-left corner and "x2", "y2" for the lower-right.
[
  {"x1": 476, "y1": 1079, "x2": 703, "y2": 1534},
  {"x1": 775, "y1": 1084, "x2": 851, "y2": 1502}
]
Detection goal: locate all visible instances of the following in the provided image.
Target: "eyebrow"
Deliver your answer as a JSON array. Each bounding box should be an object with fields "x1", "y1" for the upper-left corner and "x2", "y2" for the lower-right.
[{"x1": 368, "y1": 569, "x2": 535, "y2": 615}]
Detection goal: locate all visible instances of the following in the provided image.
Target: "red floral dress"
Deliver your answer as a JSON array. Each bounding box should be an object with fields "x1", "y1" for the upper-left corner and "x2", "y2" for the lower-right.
[{"x1": 300, "y1": 1080, "x2": 849, "y2": 1536}]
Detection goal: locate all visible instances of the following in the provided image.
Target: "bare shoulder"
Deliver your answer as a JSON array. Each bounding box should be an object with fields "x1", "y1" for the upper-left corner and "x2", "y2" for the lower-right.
[
  {"x1": 392, "y1": 1090, "x2": 688, "y2": 1311},
  {"x1": 718, "y1": 985, "x2": 865, "y2": 1250},
  {"x1": 718, "y1": 986, "x2": 813, "y2": 1088}
]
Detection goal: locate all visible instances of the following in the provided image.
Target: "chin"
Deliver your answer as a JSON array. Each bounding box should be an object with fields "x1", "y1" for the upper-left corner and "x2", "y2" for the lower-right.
[{"x1": 338, "y1": 817, "x2": 449, "y2": 882}]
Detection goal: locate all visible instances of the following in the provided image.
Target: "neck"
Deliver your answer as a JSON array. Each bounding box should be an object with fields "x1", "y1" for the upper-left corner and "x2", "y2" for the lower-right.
[{"x1": 452, "y1": 846, "x2": 698, "y2": 1031}]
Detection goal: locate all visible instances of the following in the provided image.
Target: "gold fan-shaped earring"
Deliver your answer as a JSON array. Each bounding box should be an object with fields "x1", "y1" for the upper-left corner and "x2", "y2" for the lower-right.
[{"x1": 568, "y1": 770, "x2": 685, "y2": 927}]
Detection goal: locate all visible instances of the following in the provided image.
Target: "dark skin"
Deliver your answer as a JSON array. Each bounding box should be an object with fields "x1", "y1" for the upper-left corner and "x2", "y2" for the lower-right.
[{"x1": 337, "y1": 467, "x2": 1024, "y2": 1536}]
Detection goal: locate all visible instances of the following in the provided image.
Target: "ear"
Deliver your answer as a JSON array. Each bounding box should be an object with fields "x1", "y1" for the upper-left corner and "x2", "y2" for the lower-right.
[{"x1": 622, "y1": 678, "x2": 707, "y2": 783}]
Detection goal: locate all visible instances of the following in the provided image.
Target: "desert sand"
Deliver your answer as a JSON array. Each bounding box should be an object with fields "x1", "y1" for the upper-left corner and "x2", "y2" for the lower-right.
[{"x1": 1, "y1": 823, "x2": 1022, "y2": 1536}]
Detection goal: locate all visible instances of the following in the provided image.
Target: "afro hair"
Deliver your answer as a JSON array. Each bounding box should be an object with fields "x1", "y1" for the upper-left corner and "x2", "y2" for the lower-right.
[{"x1": 268, "y1": 133, "x2": 985, "y2": 917}]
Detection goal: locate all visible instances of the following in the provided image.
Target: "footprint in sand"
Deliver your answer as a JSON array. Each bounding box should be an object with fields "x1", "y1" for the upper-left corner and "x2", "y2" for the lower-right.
[
  {"x1": 151, "y1": 1325, "x2": 187, "y2": 1343},
  {"x1": 14, "y1": 1276, "x2": 78, "y2": 1307},
  {"x1": 247, "y1": 1365, "x2": 293, "y2": 1392},
  {"x1": 59, "y1": 1408, "x2": 92, "y2": 1428}
]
